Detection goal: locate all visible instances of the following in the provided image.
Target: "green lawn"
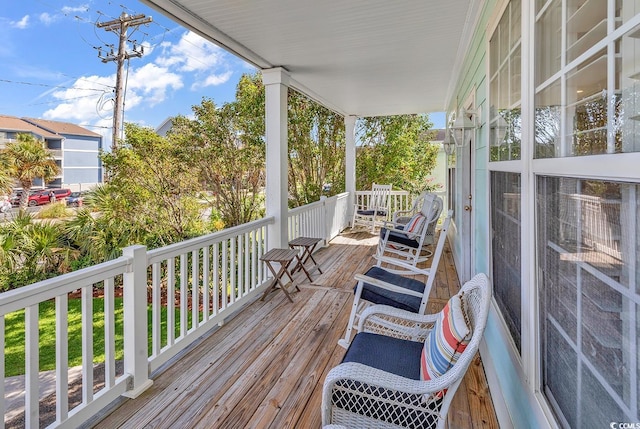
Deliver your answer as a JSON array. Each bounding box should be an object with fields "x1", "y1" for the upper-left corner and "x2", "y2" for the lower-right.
[{"x1": 4, "y1": 297, "x2": 192, "y2": 377}]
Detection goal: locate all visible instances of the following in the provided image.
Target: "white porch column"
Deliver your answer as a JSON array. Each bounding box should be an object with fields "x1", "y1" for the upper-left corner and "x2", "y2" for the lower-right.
[
  {"x1": 263, "y1": 67, "x2": 290, "y2": 249},
  {"x1": 345, "y1": 115, "x2": 357, "y2": 222}
]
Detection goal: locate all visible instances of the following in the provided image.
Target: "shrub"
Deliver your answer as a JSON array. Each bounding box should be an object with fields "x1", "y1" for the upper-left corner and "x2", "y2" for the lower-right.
[{"x1": 37, "y1": 202, "x2": 72, "y2": 219}]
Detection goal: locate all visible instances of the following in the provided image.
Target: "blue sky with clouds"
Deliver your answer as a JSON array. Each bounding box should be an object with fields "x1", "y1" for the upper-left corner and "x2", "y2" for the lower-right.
[{"x1": 1, "y1": 1, "x2": 445, "y2": 148}]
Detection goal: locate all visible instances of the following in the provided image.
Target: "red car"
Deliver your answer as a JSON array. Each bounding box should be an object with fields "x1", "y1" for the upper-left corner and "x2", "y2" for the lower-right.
[{"x1": 24, "y1": 189, "x2": 72, "y2": 207}]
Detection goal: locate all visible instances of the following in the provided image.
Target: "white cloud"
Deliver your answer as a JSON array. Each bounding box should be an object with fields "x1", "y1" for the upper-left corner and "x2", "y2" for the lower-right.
[
  {"x1": 38, "y1": 5, "x2": 88, "y2": 25},
  {"x1": 43, "y1": 75, "x2": 115, "y2": 123},
  {"x1": 157, "y1": 31, "x2": 225, "y2": 72},
  {"x1": 127, "y1": 63, "x2": 183, "y2": 106},
  {"x1": 11, "y1": 15, "x2": 29, "y2": 29},
  {"x1": 61, "y1": 5, "x2": 89, "y2": 15},
  {"x1": 43, "y1": 64, "x2": 183, "y2": 124},
  {"x1": 194, "y1": 70, "x2": 233, "y2": 89},
  {"x1": 156, "y1": 31, "x2": 234, "y2": 90},
  {"x1": 39, "y1": 13, "x2": 55, "y2": 25}
]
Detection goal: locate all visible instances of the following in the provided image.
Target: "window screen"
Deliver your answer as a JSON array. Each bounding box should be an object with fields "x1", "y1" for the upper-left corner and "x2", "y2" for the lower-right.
[
  {"x1": 537, "y1": 176, "x2": 640, "y2": 427},
  {"x1": 491, "y1": 171, "x2": 522, "y2": 352}
]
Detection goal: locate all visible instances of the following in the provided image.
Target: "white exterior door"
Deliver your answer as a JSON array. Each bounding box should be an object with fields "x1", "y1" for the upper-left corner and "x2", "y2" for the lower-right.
[{"x1": 460, "y1": 115, "x2": 474, "y2": 283}]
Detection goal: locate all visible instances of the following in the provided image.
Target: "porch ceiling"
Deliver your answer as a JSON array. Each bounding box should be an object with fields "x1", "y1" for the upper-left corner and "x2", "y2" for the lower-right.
[{"x1": 140, "y1": 0, "x2": 482, "y2": 117}]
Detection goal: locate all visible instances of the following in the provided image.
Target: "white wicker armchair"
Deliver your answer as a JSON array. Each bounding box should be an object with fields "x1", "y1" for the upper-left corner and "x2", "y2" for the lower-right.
[{"x1": 323, "y1": 273, "x2": 492, "y2": 429}]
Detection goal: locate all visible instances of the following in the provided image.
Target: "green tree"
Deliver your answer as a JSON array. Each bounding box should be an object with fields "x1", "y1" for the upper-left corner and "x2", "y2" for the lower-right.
[
  {"x1": 170, "y1": 75, "x2": 266, "y2": 227},
  {"x1": 0, "y1": 155, "x2": 13, "y2": 195},
  {"x1": 287, "y1": 90, "x2": 345, "y2": 206},
  {"x1": 3, "y1": 133, "x2": 60, "y2": 210},
  {"x1": 64, "y1": 187, "x2": 140, "y2": 265},
  {"x1": 97, "y1": 123, "x2": 209, "y2": 250},
  {"x1": 356, "y1": 115, "x2": 438, "y2": 194}
]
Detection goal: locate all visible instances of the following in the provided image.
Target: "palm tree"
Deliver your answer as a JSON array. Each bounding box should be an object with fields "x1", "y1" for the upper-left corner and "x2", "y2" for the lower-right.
[
  {"x1": 0, "y1": 154, "x2": 14, "y2": 195},
  {"x1": 3, "y1": 133, "x2": 60, "y2": 210}
]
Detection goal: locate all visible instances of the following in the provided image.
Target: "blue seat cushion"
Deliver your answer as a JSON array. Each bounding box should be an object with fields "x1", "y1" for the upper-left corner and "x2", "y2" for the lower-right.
[
  {"x1": 380, "y1": 227, "x2": 420, "y2": 249},
  {"x1": 343, "y1": 332, "x2": 422, "y2": 379},
  {"x1": 357, "y1": 266, "x2": 424, "y2": 312},
  {"x1": 334, "y1": 332, "x2": 441, "y2": 428},
  {"x1": 357, "y1": 209, "x2": 387, "y2": 216}
]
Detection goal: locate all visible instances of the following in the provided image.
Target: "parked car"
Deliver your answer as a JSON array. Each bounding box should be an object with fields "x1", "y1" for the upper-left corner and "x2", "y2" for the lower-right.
[
  {"x1": 21, "y1": 188, "x2": 72, "y2": 207},
  {"x1": 66, "y1": 191, "x2": 86, "y2": 207}
]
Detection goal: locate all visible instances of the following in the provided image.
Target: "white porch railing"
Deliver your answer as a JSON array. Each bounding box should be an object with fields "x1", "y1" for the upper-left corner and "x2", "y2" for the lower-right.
[
  {"x1": 0, "y1": 194, "x2": 353, "y2": 428},
  {"x1": 354, "y1": 189, "x2": 412, "y2": 219},
  {"x1": 287, "y1": 192, "x2": 350, "y2": 244}
]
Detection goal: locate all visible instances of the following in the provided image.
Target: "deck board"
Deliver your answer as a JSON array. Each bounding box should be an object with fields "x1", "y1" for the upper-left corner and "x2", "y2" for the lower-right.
[{"x1": 93, "y1": 231, "x2": 499, "y2": 429}]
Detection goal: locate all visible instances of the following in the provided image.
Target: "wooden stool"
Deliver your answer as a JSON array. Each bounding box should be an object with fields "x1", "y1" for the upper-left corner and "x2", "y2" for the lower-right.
[
  {"x1": 289, "y1": 237, "x2": 323, "y2": 282},
  {"x1": 260, "y1": 248, "x2": 301, "y2": 302}
]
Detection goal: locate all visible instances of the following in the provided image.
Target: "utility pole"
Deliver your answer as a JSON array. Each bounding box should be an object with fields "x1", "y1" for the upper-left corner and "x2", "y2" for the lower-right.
[{"x1": 97, "y1": 12, "x2": 152, "y2": 152}]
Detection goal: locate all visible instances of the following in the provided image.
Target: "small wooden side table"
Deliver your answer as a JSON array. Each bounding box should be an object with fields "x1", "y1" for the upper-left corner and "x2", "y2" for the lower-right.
[
  {"x1": 260, "y1": 248, "x2": 301, "y2": 302},
  {"x1": 289, "y1": 237, "x2": 323, "y2": 282}
]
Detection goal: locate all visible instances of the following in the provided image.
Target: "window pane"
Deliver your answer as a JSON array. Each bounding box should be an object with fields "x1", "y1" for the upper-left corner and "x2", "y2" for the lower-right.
[
  {"x1": 538, "y1": 177, "x2": 640, "y2": 427},
  {"x1": 619, "y1": 0, "x2": 640, "y2": 28},
  {"x1": 534, "y1": 79, "x2": 561, "y2": 158},
  {"x1": 490, "y1": 0, "x2": 521, "y2": 162},
  {"x1": 491, "y1": 172, "x2": 522, "y2": 352},
  {"x1": 535, "y1": 0, "x2": 562, "y2": 85},
  {"x1": 618, "y1": 25, "x2": 640, "y2": 153},
  {"x1": 511, "y1": 0, "x2": 522, "y2": 50},
  {"x1": 567, "y1": 49, "x2": 609, "y2": 156},
  {"x1": 566, "y1": 0, "x2": 607, "y2": 63}
]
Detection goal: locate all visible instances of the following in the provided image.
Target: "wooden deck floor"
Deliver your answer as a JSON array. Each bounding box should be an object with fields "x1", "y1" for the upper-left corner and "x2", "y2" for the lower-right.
[{"x1": 93, "y1": 232, "x2": 499, "y2": 429}]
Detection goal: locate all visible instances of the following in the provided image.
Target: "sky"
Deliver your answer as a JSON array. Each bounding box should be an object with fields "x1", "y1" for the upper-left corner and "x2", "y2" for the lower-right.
[{"x1": 1, "y1": 1, "x2": 445, "y2": 148}]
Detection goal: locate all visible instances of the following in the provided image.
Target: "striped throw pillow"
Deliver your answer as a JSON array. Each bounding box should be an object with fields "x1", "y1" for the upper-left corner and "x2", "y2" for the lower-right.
[
  {"x1": 404, "y1": 213, "x2": 426, "y2": 238},
  {"x1": 420, "y1": 293, "x2": 471, "y2": 384}
]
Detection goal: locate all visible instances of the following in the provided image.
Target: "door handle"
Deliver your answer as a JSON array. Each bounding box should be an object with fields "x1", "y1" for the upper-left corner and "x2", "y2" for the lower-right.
[{"x1": 464, "y1": 205, "x2": 472, "y2": 212}]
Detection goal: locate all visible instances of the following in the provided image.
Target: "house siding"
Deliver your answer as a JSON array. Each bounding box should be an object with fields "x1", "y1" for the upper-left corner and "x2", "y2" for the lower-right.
[
  {"x1": 446, "y1": 0, "x2": 552, "y2": 427},
  {"x1": 63, "y1": 135, "x2": 100, "y2": 151}
]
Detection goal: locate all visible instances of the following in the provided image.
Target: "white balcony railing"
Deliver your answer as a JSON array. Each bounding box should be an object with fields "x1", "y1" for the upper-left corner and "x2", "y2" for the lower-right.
[
  {"x1": 354, "y1": 189, "x2": 411, "y2": 219},
  {"x1": 0, "y1": 192, "x2": 353, "y2": 428},
  {"x1": 287, "y1": 192, "x2": 350, "y2": 244}
]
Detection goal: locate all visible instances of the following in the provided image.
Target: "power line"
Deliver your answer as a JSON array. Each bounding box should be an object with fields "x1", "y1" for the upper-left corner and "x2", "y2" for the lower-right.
[
  {"x1": 0, "y1": 94, "x2": 102, "y2": 109},
  {"x1": 0, "y1": 79, "x2": 110, "y2": 92}
]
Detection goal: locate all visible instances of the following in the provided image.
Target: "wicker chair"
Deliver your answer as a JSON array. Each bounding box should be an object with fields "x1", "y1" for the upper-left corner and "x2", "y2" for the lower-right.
[
  {"x1": 323, "y1": 273, "x2": 492, "y2": 429},
  {"x1": 376, "y1": 201, "x2": 446, "y2": 274},
  {"x1": 352, "y1": 183, "x2": 392, "y2": 233}
]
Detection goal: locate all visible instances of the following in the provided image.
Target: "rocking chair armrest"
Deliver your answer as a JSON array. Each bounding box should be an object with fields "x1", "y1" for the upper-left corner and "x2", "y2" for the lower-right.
[
  {"x1": 392, "y1": 209, "x2": 413, "y2": 223},
  {"x1": 372, "y1": 256, "x2": 432, "y2": 276},
  {"x1": 380, "y1": 221, "x2": 410, "y2": 235},
  {"x1": 354, "y1": 273, "x2": 424, "y2": 298},
  {"x1": 358, "y1": 304, "x2": 439, "y2": 341},
  {"x1": 382, "y1": 220, "x2": 407, "y2": 229}
]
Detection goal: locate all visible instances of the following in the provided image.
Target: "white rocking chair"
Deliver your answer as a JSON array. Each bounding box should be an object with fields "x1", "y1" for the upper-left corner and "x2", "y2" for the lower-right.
[
  {"x1": 351, "y1": 183, "x2": 392, "y2": 233},
  {"x1": 376, "y1": 198, "x2": 445, "y2": 274},
  {"x1": 338, "y1": 212, "x2": 451, "y2": 348}
]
